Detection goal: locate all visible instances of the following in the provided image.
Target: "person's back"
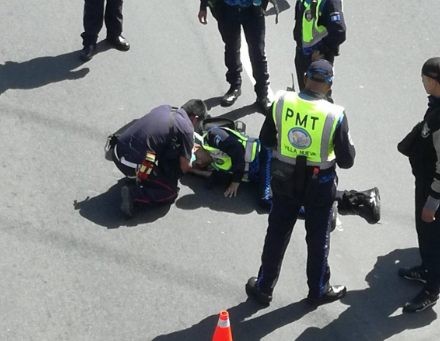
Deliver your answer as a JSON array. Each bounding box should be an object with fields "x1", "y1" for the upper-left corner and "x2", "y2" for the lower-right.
[{"x1": 117, "y1": 105, "x2": 194, "y2": 165}]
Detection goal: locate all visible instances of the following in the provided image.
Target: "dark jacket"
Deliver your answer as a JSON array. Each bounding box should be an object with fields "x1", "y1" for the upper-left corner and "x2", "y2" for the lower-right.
[
  {"x1": 293, "y1": 0, "x2": 346, "y2": 57},
  {"x1": 398, "y1": 96, "x2": 440, "y2": 199}
]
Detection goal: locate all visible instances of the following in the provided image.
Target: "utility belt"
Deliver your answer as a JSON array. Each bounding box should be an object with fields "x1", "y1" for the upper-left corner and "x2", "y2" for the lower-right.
[
  {"x1": 209, "y1": 0, "x2": 263, "y2": 20},
  {"x1": 271, "y1": 155, "x2": 335, "y2": 199}
]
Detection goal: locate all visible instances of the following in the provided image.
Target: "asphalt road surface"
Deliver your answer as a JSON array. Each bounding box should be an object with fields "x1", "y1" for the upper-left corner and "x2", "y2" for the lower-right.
[{"x1": 1, "y1": 1, "x2": 440, "y2": 340}]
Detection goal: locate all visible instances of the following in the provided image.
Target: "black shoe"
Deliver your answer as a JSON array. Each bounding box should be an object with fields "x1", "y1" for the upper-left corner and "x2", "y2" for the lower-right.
[
  {"x1": 354, "y1": 187, "x2": 381, "y2": 224},
  {"x1": 107, "y1": 35, "x2": 130, "y2": 51},
  {"x1": 245, "y1": 277, "x2": 272, "y2": 305},
  {"x1": 221, "y1": 86, "x2": 241, "y2": 107},
  {"x1": 398, "y1": 265, "x2": 428, "y2": 283},
  {"x1": 256, "y1": 96, "x2": 272, "y2": 115},
  {"x1": 307, "y1": 285, "x2": 347, "y2": 305},
  {"x1": 80, "y1": 45, "x2": 96, "y2": 62},
  {"x1": 403, "y1": 289, "x2": 439, "y2": 313},
  {"x1": 121, "y1": 186, "x2": 134, "y2": 217}
]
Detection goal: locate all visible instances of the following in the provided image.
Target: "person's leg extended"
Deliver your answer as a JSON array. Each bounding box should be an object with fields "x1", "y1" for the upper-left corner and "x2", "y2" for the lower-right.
[{"x1": 256, "y1": 191, "x2": 301, "y2": 295}]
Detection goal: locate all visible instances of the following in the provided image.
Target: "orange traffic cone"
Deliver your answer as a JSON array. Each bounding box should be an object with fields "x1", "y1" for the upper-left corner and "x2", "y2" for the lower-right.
[{"x1": 212, "y1": 310, "x2": 233, "y2": 341}]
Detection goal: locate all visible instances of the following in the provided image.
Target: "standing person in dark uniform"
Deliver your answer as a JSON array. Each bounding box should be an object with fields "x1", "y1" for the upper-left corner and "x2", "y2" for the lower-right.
[
  {"x1": 80, "y1": 0, "x2": 130, "y2": 62},
  {"x1": 246, "y1": 60, "x2": 355, "y2": 305},
  {"x1": 108, "y1": 100, "x2": 207, "y2": 217},
  {"x1": 294, "y1": 0, "x2": 346, "y2": 91},
  {"x1": 397, "y1": 57, "x2": 440, "y2": 313},
  {"x1": 198, "y1": 0, "x2": 272, "y2": 113}
]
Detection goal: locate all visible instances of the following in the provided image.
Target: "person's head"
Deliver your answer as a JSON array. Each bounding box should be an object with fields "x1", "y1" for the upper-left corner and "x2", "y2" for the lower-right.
[
  {"x1": 192, "y1": 146, "x2": 213, "y2": 170},
  {"x1": 181, "y1": 99, "x2": 208, "y2": 131},
  {"x1": 422, "y1": 57, "x2": 440, "y2": 96},
  {"x1": 304, "y1": 59, "x2": 334, "y2": 94}
]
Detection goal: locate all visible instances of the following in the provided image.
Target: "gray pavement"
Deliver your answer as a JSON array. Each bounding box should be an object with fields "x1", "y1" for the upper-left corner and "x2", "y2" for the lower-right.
[{"x1": 1, "y1": 0, "x2": 440, "y2": 340}]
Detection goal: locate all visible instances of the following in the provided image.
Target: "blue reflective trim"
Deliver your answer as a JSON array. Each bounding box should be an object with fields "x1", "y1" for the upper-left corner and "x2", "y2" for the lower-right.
[
  {"x1": 330, "y1": 14, "x2": 341, "y2": 22},
  {"x1": 319, "y1": 173, "x2": 334, "y2": 184},
  {"x1": 318, "y1": 207, "x2": 332, "y2": 297},
  {"x1": 264, "y1": 148, "x2": 273, "y2": 205}
]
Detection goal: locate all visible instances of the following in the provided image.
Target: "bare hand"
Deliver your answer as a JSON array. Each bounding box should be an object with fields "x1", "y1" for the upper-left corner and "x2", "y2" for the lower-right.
[
  {"x1": 198, "y1": 10, "x2": 208, "y2": 24},
  {"x1": 224, "y1": 182, "x2": 240, "y2": 198},
  {"x1": 312, "y1": 50, "x2": 324, "y2": 61},
  {"x1": 422, "y1": 207, "x2": 436, "y2": 223}
]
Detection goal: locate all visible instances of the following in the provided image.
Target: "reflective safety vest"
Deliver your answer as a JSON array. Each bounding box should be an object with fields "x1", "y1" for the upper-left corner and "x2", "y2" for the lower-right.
[
  {"x1": 272, "y1": 90, "x2": 344, "y2": 169},
  {"x1": 300, "y1": 0, "x2": 328, "y2": 54},
  {"x1": 202, "y1": 127, "x2": 260, "y2": 181}
]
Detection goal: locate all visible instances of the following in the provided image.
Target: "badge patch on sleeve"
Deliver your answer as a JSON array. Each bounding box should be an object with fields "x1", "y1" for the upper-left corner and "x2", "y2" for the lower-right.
[
  {"x1": 330, "y1": 12, "x2": 341, "y2": 22},
  {"x1": 214, "y1": 135, "x2": 222, "y2": 146}
]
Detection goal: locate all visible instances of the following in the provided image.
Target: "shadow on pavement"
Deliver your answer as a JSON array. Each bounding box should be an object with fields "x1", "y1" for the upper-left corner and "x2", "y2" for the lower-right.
[
  {"x1": 295, "y1": 247, "x2": 437, "y2": 340},
  {"x1": 74, "y1": 179, "x2": 171, "y2": 229},
  {"x1": 176, "y1": 174, "x2": 268, "y2": 215},
  {"x1": 204, "y1": 96, "x2": 223, "y2": 111},
  {"x1": 152, "y1": 298, "x2": 315, "y2": 341},
  {"x1": 0, "y1": 41, "x2": 110, "y2": 95},
  {"x1": 218, "y1": 103, "x2": 263, "y2": 121},
  {"x1": 151, "y1": 248, "x2": 436, "y2": 341}
]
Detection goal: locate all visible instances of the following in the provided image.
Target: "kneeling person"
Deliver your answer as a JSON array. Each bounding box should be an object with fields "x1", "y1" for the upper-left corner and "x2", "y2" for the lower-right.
[{"x1": 110, "y1": 99, "x2": 207, "y2": 217}]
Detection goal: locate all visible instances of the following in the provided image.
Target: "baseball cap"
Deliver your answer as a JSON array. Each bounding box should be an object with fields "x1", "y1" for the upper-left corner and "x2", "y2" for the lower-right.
[
  {"x1": 307, "y1": 60, "x2": 334, "y2": 83},
  {"x1": 422, "y1": 57, "x2": 440, "y2": 83}
]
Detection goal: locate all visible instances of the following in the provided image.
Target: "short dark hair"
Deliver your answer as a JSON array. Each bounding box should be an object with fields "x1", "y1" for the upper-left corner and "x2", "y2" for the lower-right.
[{"x1": 181, "y1": 99, "x2": 208, "y2": 120}]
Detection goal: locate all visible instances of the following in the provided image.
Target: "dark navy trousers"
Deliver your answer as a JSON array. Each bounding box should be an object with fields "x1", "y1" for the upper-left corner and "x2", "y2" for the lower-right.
[
  {"x1": 217, "y1": 4, "x2": 269, "y2": 99},
  {"x1": 81, "y1": 0, "x2": 123, "y2": 46},
  {"x1": 112, "y1": 150, "x2": 178, "y2": 206},
  {"x1": 415, "y1": 179, "x2": 440, "y2": 294},
  {"x1": 257, "y1": 177, "x2": 335, "y2": 299}
]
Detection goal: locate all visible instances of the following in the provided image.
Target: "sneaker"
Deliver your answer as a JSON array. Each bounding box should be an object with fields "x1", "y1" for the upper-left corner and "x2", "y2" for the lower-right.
[
  {"x1": 120, "y1": 186, "x2": 134, "y2": 217},
  {"x1": 307, "y1": 285, "x2": 347, "y2": 305},
  {"x1": 245, "y1": 277, "x2": 272, "y2": 305},
  {"x1": 403, "y1": 289, "x2": 439, "y2": 313},
  {"x1": 221, "y1": 86, "x2": 241, "y2": 107},
  {"x1": 398, "y1": 266, "x2": 427, "y2": 283}
]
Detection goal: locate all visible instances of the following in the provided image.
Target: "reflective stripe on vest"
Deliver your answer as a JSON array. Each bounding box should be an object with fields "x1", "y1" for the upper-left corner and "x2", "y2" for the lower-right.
[
  {"x1": 272, "y1": 90, "x2": 344, "y2": 169},
  {"x1": 202, "y1": 127, "x2": 260, "y2": 181},
  {"x1": 301, "y1": 0, "x2": 328, "y2": 52}
]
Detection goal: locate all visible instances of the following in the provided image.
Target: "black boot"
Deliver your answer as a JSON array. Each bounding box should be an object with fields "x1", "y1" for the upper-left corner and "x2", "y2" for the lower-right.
[
  {"x1": 245, "y1": 277, "x2": 272, "y2": 305},
  {"x1": 80, "y1": 44, "x2": 96, "y2": 62},
  {"x1": 345, "y1": 187, "x2": 381, "y2": 224},
  {"x1": 221, "y1": 85, "x2": 241, "y2": 107}
]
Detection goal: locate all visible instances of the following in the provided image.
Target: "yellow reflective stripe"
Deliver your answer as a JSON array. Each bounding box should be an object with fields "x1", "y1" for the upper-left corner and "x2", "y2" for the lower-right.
[
  {"x1": 272, "y1": 90, "x2": 344, "y2": 169},
  {"x1": 301, "y1": 0, "x2": 328, "y2": 48}
]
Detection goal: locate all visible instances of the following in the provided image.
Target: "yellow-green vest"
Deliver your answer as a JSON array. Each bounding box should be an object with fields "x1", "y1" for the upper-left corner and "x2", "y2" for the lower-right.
[
  {"x1": 300, "y1": 0, "x2": 328, "y2": 53},
  {"x1": 272, "y1": 90, "x2": 344, "y2": 169},
  {"x1": 202, "y1": 128, "x2": 260, "y2": 181}
]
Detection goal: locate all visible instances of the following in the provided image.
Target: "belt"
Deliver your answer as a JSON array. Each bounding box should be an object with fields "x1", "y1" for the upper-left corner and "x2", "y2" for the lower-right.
[{"x1": 114, "y1": 145, "x2": 138, "y2": 169}]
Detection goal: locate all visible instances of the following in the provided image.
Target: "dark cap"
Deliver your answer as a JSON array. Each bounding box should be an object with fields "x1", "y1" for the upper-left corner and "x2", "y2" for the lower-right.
[
  {"x1": 307, "y1": 60, "x2": 334, "y2": 83},
  {"x1": 422, "y1": 57, "x2": 440, "y2": 83},
  {"x1": 181, "y1": 99, "x2": 208, "y2": 120}
]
